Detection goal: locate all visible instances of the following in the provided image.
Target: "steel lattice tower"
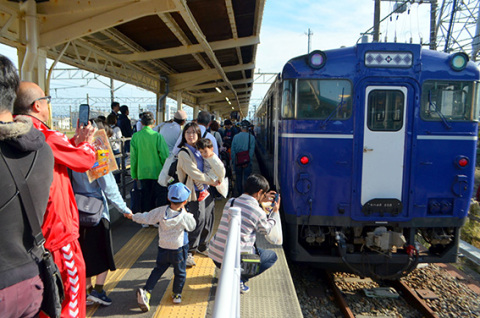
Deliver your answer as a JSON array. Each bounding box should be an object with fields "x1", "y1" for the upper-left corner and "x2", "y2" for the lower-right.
[{"x1": 435, "y1": 0, "x2": 480, "y2": 60}]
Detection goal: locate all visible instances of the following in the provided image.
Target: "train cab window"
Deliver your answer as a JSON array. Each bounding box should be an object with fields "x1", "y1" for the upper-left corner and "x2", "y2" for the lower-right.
[
  {"x1": 421, "y1": 81, "x2": 478, "y2": 122},
  {"x1": 281, "y1": 80, "x2": 295, "y2": 118},
  {"x1": 367, "y1": 90, "x2": 404, "y2": 131},
  {"x1": 296, "y1": 80, "x2": 352, "y2": 120}
]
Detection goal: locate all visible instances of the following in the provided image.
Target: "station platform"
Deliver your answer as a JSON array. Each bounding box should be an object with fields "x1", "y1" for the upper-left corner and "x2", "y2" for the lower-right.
[{"x1": 87, "y1": 165, "x2": 303, "y2": 317}]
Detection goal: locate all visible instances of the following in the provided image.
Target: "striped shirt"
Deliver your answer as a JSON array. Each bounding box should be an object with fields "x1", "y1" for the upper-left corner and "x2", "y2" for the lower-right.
[{"x1": 208, "y1": 194, "x2": 275, "y2": 264}]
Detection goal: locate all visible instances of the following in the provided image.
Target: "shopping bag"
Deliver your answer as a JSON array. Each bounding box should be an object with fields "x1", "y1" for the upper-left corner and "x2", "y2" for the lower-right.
[
  {"x1": 215, "y1": 177, "x2": 229, "y2": 198},
  {"x1": 265, "y1": 211, "x2": 283, "y2": 245}
]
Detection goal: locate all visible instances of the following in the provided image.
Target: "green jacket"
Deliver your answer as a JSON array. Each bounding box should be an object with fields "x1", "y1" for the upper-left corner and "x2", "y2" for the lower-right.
[{"x1": 130, "y1": 126, "x2": 169, "y2": 180}]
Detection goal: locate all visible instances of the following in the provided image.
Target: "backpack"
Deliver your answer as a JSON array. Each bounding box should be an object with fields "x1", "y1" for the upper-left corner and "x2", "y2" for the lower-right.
[{"x1": 158, "y1": 148, "x2": 190, "y2": 187}]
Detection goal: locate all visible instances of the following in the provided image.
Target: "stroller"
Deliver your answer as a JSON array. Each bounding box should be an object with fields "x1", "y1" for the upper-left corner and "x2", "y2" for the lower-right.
[{"x1": 219, "y1": 148, "x2": 234, "y2": 197}]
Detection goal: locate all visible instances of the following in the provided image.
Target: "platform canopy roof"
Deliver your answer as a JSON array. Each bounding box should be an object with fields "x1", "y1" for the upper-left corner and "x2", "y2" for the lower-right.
[{"x1": 0, "y1": 0, "x2": 266, "y2": 118}]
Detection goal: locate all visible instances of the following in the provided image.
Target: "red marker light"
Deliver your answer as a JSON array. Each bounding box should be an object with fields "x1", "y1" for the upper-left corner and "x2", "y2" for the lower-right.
[
  {"x1": 300, "y1": 156, "x2": 309, "y2": 165},
  {"x1": 458, "y1": 158, "x2": 468, "y2": 167}
]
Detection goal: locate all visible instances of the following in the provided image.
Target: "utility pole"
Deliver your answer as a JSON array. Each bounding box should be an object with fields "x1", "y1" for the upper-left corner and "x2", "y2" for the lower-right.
[
  {"x1": 373, "y1": 0, "x2": 381, "y2": 42},
  {"x1": 110, "y1": 78, "x2": 115, "y2": 103},
  {"x1": 305, "y1": 28, "x2": 313, "y2": 53}
]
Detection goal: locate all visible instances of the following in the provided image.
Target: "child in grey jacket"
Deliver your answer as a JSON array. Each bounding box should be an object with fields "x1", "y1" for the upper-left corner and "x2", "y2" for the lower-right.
[{"x1": 126, "y1": 183, "x2": 196, "y2": 310}]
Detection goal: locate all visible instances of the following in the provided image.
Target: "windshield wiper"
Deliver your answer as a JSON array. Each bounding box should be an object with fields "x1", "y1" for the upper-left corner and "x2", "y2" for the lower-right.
[
  {"x1": 320, "y1": 88, "x2": 346, "y2": 128},
  {"x1": 428, "y1": 90, "x2": 452, "y2": 129}
]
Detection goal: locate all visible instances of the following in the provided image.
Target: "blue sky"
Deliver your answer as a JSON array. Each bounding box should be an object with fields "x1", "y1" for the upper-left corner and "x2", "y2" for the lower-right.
[
  {"x1": 0, "y1": 1, "x2": 432, "y2": 117},
  {"x1": 251, "y1": 0, "x2": 431, "y2": 104}
]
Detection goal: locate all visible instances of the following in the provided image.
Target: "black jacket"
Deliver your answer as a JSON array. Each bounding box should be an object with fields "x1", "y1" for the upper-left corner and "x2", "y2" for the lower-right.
[
  {"x1": 0, "y1": 115, "x2": 54, "y2": 289},
  {"x1": 117, "y1": 113, "x2": 133, "y2": 137}
]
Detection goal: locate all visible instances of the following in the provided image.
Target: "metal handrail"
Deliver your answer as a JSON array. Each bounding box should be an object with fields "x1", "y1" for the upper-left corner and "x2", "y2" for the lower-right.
[
  {"x1": 110, "y1": 137, "x2": 133, "y2": 198},
  {"x1": 213, "y1": 207, "x2": 242, "y2": 318}
]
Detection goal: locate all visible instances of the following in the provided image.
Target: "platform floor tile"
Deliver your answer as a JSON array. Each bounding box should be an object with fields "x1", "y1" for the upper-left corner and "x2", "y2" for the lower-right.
[{"x1": 154, "y1": 254, "x2": 216, "y2": 317}]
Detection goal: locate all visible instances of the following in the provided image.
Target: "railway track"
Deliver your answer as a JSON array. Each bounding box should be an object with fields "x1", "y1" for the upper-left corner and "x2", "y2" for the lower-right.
[
  {"x1": 325, "y1": 271, "x2": 438, "y2": 318},
  {"x1": 289, "y1": 262, "x2": 480, "y2": 317}
]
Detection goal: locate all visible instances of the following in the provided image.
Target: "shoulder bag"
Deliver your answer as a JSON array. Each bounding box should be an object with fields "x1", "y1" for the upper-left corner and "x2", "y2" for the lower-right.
[
  {"x1": 1, "y1": 151, "x2": 64, "y2": 318},
  {"x1": 235, "y1": 133, "x2": 251, "y2": 168},
  {"x1": 75, "y1": 193, "x2": 104, "y2": 227}
]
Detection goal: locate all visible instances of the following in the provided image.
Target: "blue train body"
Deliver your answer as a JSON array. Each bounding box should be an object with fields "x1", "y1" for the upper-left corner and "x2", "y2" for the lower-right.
[{"x1": 255, "y1": 43, "x2": 480, "y2": 278}]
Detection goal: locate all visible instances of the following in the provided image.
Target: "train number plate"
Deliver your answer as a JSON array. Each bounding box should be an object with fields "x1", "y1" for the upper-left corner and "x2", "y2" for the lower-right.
[{"x1": 362, "y1": 199, "x2": 403, "y2": 216}]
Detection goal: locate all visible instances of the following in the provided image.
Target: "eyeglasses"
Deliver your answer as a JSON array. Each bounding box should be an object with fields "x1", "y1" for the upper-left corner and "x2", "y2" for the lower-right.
[{"x1": 31, "y1": 95, "x2": 51, "y2": 105}]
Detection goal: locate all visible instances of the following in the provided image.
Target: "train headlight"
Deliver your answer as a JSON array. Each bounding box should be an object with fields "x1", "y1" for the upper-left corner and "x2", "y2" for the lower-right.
[
  {"x1": 449, "y1": 52, "x2": 469, "y2": 71},
  {"x1": 307, "y1": 50, "x2": 326, "y2": 69}
]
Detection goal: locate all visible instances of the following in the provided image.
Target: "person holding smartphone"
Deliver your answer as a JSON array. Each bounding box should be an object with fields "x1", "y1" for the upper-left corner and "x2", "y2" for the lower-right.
[
  {"x1": 14, "y1": 81, "x2": 96, "y2": 318},
  {"x1": 208, "y1": 174, "x2": 279, "y2": 294}
]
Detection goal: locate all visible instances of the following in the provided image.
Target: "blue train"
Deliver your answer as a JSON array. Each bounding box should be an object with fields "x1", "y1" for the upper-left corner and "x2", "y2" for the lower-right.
[{"x1": 254, "y1": 42, "x2": 480, "y2": 279}]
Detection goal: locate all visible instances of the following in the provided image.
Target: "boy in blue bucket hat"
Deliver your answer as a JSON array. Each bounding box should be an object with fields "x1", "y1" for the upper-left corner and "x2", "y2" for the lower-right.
[{"x1": 126, "y1": 182, "x2": 196, "y2": 310}]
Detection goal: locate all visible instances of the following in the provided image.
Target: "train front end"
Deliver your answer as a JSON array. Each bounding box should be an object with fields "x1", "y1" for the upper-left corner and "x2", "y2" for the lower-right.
[{"x1": 276, "y1": 43, "x2": 479, "y2": 278}]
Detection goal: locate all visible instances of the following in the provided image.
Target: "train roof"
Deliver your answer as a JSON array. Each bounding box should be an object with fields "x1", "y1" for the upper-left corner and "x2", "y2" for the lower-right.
[{"x1": 282, "y1": 42, "x2": 480, "y2": 80}]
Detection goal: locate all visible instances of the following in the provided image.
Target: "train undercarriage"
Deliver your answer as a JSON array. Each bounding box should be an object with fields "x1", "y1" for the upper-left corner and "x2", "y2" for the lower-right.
[{"x1": 289, "y1": 223, "x2": 461, "y2": 279}]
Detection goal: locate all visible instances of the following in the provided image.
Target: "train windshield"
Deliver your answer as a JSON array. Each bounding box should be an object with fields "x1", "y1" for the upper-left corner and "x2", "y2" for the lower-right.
[
  {"x1": 420, "y1": 81, "x2": 478, "y2": 122},
  {"x1": 295, "y1": 79, "x2": 352, "y2": 120}
]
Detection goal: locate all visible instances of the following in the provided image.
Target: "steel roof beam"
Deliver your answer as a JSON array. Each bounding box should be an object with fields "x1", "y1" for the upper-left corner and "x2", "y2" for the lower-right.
[
  {"x1": 175, "y1": 0, "x2": 243, "y2": 114},
  {"x1": 110, "y1": 36, "x2": 259, "y2": 62},
  {"x1": 192, "y1": 78, "x2": 253, "y2": 90},
  {"x1": 158, "y1": 12, "x2": 210, "y2": 70},
  {"x1": 170, "y1": 62, "x2": 255, "y2": 89},
  {"x1": 40, "y1": 1, "x2": 178, "y2": 48}
]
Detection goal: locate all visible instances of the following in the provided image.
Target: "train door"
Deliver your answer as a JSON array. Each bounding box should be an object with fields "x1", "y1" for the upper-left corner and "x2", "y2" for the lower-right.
[{"x1": 361, "y1": 86, "x2": 408, "y2": 212}]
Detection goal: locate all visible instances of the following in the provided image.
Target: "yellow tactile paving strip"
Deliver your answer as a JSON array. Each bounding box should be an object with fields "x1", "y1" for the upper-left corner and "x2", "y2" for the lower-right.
[
  {"x1": 86, "y1": 227, "x2": 158, "y2": 317},
  {"x1": 154, "y1": 254, "x2": 216, "y2": 318}
]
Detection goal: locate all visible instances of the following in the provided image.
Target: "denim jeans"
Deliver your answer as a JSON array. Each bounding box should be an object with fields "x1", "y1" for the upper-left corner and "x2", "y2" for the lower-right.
[
  {"x1": 234, "y1": 163, "x2": 252, "y2": 196},
  {"x1": 145, "y1": 244, "x2": 188, "y2": 294},
  {"x1": 213, "y1": 247, "x2": 277, "y2": 283},
  {"x1": 140, "y1": 179, "x2": 168, "y2": 212}
]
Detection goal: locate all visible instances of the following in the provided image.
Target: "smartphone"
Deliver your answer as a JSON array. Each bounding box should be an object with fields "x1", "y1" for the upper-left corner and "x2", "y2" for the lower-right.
[
  {"x1": 78, "y1": 104, "x2": 90, "y2": 127},
  {"x1": 271, "y1": 193, "x2": 279, "y2": 207}
]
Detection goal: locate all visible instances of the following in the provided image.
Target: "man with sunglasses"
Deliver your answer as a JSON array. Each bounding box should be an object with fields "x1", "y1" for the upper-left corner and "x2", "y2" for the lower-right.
[{"x1": 14, "y1": 81, "x2": 96, "y2": 318}]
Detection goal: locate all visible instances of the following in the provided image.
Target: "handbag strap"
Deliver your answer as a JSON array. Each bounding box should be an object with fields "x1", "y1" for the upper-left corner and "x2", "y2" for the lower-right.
[
  {"x1": 179, "y1": 147, "x2": 190, "y2": 184},
  {"x1": 0, "y1": 148, "x2": 45, "y2": 251}
]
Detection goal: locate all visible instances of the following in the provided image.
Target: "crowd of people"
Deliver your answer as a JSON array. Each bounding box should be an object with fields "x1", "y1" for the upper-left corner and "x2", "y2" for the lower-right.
[{"x1": 0, "y1": 53, "x2": 280, "y2": 317}]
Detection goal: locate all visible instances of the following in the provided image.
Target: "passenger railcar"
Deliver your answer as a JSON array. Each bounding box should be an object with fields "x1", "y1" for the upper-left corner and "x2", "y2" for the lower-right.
[{"x1": 255, "y1": 43, "x2": 480, "y2": 279}]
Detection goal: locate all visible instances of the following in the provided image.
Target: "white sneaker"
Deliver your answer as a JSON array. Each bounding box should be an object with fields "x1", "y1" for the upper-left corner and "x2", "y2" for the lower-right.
[
  {"x1": 172, "y1": 293, "x2": 182, "y2": 304},
  {"x1": 186, "y1": 253, "x2": 196, "y2": 267},
  {"x1": 137, "y1": 288, "x2": 151, "y2": 312}
]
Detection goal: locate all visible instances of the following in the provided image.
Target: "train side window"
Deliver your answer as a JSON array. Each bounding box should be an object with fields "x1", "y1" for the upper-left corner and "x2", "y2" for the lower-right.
[
  {"x1": 282, "y1": 80, "x2": 295, "y2": 118},
  {"x1": 421, "y1": 81, "x2": 477, "y2": 122},
  {"x1": 367, "y1": 90, "x2": 404, "y2": 131},
  {"x1": 296, "y1": 79, "x2": 352, "y2": 120}
]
